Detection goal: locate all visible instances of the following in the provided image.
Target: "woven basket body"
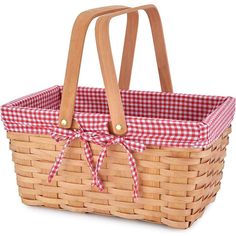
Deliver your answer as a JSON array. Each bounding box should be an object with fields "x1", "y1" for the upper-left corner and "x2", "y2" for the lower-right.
[
  {"x1": 8, "y1": 127, "x2": 230, "y2": 229},
  {"x1": 1, "y1": 5, "x2": 235, "y2": 230}
]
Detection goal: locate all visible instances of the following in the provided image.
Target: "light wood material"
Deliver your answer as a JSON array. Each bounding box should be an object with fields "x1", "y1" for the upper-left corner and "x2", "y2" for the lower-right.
[
  {"x1": 118, "y1": 5, "x2": 172, "y2": 91},
  {"x1": 96, "y1": 5, "x2": 173, "y2": 135},
  {"x1": 118, "y1": 13, "x2": 139, "y2": 90},
  {"x1": 8, "y1": 127, "x2": 231, "y2": 229},
  {"x1": 59, "y1": 6, "x2": 139, "y2": 129}
]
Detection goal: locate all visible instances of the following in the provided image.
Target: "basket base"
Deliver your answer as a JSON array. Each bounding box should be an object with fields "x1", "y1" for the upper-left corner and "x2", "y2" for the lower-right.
[{"x1": 19, "y1": 184, "x2": 219, "y2": 229}]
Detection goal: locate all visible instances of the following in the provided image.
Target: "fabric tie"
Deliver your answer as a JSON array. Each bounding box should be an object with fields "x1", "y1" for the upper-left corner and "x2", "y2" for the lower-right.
[
  {"x1": 48, "y1": 127, "x2": 146, "y2": 198},
  {"x1": 91, "y1": 135, "x2": 146, "y2": 198},
  {"x1": 48, "y1": 127, "x2": 104, "y2": 190}
]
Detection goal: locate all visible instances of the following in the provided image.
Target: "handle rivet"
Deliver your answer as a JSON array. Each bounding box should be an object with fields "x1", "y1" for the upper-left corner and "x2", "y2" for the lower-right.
[
  {"x1": 61, "y1": 119, "x2": 67, "y2": 126},
  {"x1": 115, "y1": 124, "x2": 122, "y2": 131}
]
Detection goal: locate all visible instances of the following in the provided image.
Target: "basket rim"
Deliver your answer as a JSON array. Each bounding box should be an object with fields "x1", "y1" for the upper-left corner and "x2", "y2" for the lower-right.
[{"x1": 1, "y1": 85, "x2": 235, "y2": 148}]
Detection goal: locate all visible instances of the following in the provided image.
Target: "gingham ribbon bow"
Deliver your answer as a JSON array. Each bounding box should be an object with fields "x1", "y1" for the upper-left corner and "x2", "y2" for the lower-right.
[
  {"x1": 91, "y1": 135, "x2": 146, "y2": 198},
  {"x1": 48, "y1": 127, "x2": 104, "y2": 190},
  {"x1": 48, "y1": 127, "x2": 146, "y2": 198}
]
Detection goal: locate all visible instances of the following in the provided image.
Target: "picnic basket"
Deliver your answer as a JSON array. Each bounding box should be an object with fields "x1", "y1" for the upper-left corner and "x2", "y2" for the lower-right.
[{"x1": 1, "y1": 4, "x2": 235, "y2": 229}]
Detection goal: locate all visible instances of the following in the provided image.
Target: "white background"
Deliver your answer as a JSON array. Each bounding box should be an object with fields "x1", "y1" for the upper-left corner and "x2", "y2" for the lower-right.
[{"x1": 0, "y1": 0, "x2": 236, "y2": 235}]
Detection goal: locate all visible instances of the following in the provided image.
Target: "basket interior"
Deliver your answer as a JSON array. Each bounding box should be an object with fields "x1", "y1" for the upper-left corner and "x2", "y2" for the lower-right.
[{"x1": 7, "y1": 86, "x2": 226, "y2": 122}]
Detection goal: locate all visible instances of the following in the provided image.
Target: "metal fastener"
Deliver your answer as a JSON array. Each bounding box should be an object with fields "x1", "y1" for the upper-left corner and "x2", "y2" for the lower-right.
[
  {"x1": 61, "y1": 119, "x2": 67, "y2": 126},
  {"x1": 115, "y1": 124, "x2": 122, "y2": 131}
]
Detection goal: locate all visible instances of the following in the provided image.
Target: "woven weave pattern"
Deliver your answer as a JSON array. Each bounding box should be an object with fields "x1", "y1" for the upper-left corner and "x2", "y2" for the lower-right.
[{"x1": 9, "y1": 127, "x2": 231, "y2": 229}]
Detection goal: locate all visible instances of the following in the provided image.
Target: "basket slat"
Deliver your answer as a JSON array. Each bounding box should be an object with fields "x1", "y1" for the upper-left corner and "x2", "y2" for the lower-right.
[{"x1": 8, "y1": 127, "x2": 231, "y2": 229}]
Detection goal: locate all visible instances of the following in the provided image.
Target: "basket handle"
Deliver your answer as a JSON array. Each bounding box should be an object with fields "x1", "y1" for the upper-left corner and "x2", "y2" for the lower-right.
[
  {"x1": 118, "y1": 6, "x2": 172, "y2": 91},
  {"x1": 59, "y1": 6, "x2": 138, "y2": 129},
  {"x1": 96, "y1": 5, "x2": 172, "y2": 135}
]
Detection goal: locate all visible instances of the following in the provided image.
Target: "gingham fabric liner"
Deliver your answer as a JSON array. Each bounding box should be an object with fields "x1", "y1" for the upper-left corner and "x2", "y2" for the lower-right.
[{"x1": 1, "y1": 85, "x2": 235, "y2": 148}]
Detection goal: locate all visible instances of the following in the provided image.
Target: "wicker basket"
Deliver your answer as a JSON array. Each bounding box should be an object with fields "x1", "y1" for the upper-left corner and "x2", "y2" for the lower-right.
[
  {"x1": 8, "y1": 127, "x2": 231, "y2": 229},
  {"x1": 1, "y1": 5, "x2": 235, "y2": 229}
]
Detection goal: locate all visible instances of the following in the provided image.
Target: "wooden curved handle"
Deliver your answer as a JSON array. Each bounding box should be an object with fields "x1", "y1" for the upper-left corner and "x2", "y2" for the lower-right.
[
  {"x1": 96, "y1": 5, "x2": 173, "y2": 135},
  {"x1": 59, "y1": 6, "x2": 138, "y2": 129},
  {"x1": 118, "y1": 5, "x2": 172, "y2": 91}
]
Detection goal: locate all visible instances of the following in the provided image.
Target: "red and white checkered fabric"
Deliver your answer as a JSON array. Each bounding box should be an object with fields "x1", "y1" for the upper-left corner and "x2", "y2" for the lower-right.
[
  {"x1": 48, "y1": 126, "x2": 145, "y2": 198},
  {"x1": 1, "y1": 85, "x2": 235, "y2": 148},
  {"x1": 1, "y1": 85, "x2": 235, "y2": 197}
]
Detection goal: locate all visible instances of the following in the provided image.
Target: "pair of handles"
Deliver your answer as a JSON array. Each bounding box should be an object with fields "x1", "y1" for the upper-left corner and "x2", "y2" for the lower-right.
[{"x1": 59, "y1": 4, "x2": 173, "y2": 136}]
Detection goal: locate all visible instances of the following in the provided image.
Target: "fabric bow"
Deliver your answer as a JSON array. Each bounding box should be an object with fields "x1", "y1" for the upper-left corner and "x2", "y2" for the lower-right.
[
  {"x1": 48, "y1": 127, "x2": 104, "y2": 190},
  {"x1": 91, "y1": 135, "x2": 146, "y2": 198},
  {"x1": 48, "y1": 127, "x2": 146, "y2": 198}
]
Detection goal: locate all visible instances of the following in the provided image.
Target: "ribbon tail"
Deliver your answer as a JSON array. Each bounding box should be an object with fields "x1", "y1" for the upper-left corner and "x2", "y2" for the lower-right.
[
  {"x1": 83, "y1": 141, "x2": 95, "y2": 173},
  {"x1": 93, "y1": 146, "x2": 107, "y2": 191},
  {"x1": 83, "y1": 141, "x2": 102, "y2": 187},
  {"x1": 48, "y1": 136, "x2": 74, "y2": 182},
  {"x1": 83, "y1": 141, "x2": 104, "y2": 191}
]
